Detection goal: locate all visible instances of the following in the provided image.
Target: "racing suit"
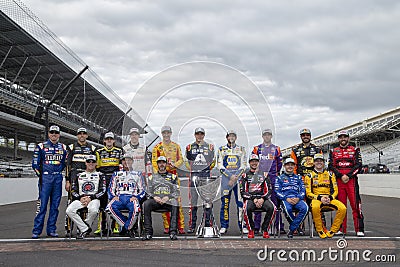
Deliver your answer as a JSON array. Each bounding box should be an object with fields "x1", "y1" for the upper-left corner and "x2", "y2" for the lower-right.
[
  {"x1": 252, "y1": 143, "x2": 283, "y2": 231},
  {"x1": 123, "y1": 142, "x2": 152, "y2": 177},
  {"x1": 217, "y1": 143, "x2": 246, "y2": 230},
  {"x1": 107, "y1": 170, "x2": 145, "y2": 231},
  {"x1": 275, "y1": 172, "x2": 309, "y2": 232},
  {"x1": 185, "y1": 142, "x2": 215, "y2": 229},
  {"x1": 240, "y1": 169, "x2": 276, "y2": 232},
  {"x1": 96, "y1": 146, "x2": 123, "y2": 230},
  {"x1": 32, "y1": 140, "x2": 67, "y2": 236},
  {"x1": 143, "y1": 172, "x2": 179, "y2": 235},
  {"x1": 328, "y1": 145, "x2": 364, "y2": 233},
  {"x1": 66, "y1": 171, "x2": 106, "y2": 233},
  {"x1": 65, "y1": 142, "x2": 97, "y2": 232},
  {"x1": 305, "y1": 169, "x2": 346, "y2": 233},
  {"x1": 290, "y1": 143, "x2": 322, "y2": 177},
  {"x1": 152, "y1": 141, "x2": 185, "y2": 231}
]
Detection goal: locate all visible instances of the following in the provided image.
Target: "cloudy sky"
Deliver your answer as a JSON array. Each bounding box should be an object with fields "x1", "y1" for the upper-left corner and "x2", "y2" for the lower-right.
[{"x1": 19, "y1": 0, "x2": 400, "y2": 150}]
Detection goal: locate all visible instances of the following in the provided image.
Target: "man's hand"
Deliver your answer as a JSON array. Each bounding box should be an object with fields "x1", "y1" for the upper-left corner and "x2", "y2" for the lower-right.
[
  {"x1": 65, "y1": 181, "x2": 71, "y2": 192},
  {"x1": 254, "y1": 198, "x2": 264, "y2": 208},
  {"x1": 228, "y1": 174, "x2": 238, "y2": 187},
  {"x1": 154, "y1": 196, "x2": 163, "y2": 204},
  {"x1": 130, "y1": 196, "x2": 138, "y2": 203},
  {"x1": 112, "y1": 196, "x2": 120, "y2": 202},
  {"x1": 161, "y1": 196, "x2": 169, "y2": 204},
  {"x1": 321, "y1": 195, "x2": 331, "y2": 205},
  {"x1": 342, "y1": 175, "x2": 350, "y2": 184},
  {"x1": 286, "y1": 197, "x2": 300, "y2": 205},
  {"x1": 80, "y1": 196, "x2": 91, "y2": 207}
]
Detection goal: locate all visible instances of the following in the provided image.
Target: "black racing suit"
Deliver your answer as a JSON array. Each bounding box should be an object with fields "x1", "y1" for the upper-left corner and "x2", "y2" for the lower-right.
[
  {"x1": 143, "y1": 172, "x2": 179, "y2": 235},
  {"x1": 240, "y1": 169, "x2": 276, "y2": 232}
]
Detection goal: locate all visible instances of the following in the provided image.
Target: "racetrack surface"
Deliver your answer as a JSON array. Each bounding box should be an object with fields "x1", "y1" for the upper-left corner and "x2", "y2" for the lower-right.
[{"x1": 0, "y1": 195, "x2": 399, "y2": 266}]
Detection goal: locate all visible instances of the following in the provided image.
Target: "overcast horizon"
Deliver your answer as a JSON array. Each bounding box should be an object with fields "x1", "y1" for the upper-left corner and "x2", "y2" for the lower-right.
[{"x1": 16, "y1": 0, "x2": 400, "y2": 149}]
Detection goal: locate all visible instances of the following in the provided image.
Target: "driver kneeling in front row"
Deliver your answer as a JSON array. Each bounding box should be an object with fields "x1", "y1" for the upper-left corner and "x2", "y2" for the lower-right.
[
  {"x1": 142, "y1": 156, "x2": 179, "y2": 241},
  {"x1": 305, "y1": 153, "x2": 347, "y2": 238}
]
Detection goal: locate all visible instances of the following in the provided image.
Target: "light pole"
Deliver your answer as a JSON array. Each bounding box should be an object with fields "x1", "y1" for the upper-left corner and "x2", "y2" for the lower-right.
[{"x1": 369, "y1": 143, "x2": 383, "y2": 164}]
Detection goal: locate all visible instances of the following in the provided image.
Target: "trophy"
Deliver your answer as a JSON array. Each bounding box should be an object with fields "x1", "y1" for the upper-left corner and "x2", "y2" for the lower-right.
[{"x1": 193, "y1": 175, "x2": 221, "y2": 238}]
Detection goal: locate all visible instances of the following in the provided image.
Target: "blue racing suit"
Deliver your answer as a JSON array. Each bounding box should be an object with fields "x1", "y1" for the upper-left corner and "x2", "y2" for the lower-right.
[
  {"x1": 275, "y1": 172, "x2": 309, "y2": 232},
  {"x1": 107, "y1": 170, "x2": 145, "y2": 231},
  {"x1": 217, "y1": 143, "x2": 246, "y2": 229},
  {"x1": 32, "y1": 140, "x2": 67, "y2": 235}
]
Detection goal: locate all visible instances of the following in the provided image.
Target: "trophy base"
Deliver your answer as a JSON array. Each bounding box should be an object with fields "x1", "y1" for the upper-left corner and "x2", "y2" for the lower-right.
[{"x1": 196, "y1": 226, "x2": 221, "y2": 238}]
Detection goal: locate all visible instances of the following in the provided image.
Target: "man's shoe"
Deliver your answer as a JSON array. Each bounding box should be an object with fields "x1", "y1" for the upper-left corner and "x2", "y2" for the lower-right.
[
  {"x1": 263, "y1": 231, "x2": 270, "y2": 239},
  {"x1": 219, "y1": 227, "x2": 227, "y2": 234},
  {"x1": 318, "y1": 230, "x2": 327, "y2": 239},
  {"x1": 47, "y1": 232, "x2": 58, "y2": 238},
  {"x1": 280, "y1": 229, "x2": 287, "y2": 235},
  {"x1": 326, "y1": 231, "x2": 334, "y2": 238},
  {"x1": 113, "y1": 227, "x2": 120, "y2": 234},
  {"x1": 187, "y1": 228, "x2": 195, "y2": 234},
  {"x1": 242, "y1": 228, "x2": 249, "y2": 234},
  {"x1": 335, "y1": 230, "x2": 344, "y2": 235},
  {"x1": 322, "y1": 225, "x2": 329, "y2": 233},
  {"x1": 356, "y1": 231, "x2": 365, "y2": 237},
  {"x1": 119, "y1": 227, "x2": 127, "y2": 236},
  {"x1": 32, "y1": 234, "x2": 39, "y2": 239},
  {"x1": 163, "y1": 228, "x2": 170, "y2": 234},
  {"x1": 128, "y1": 229, "x2": 136, "y2": 238},
  {"x1": 248, "y1": 230, "x2": 255, "y2": 238},
  {"x1": 76, "y1": 228, "x2": 91, "y2": 240},
  {"x1": 178, "y1": 228, "x2": 185, "y2": 234},
  {"x1": 254, "y1": 229, "x2": 260, "y2": 235},
  {"x1": 297, "y1": 227, "x2": 305, "y2": 236},
  {"x1": 287, "y1": 230, "x2": 294, "y2": 238},
  {"x1": 94, "y1": 229, "x2": 101, "y2": 235},
  {"x1": 170, "y1": 233, "x2": 178, "y2": 240},
  {"x1": 142, "y1": 234, "x2": 152, "y2": 241}
]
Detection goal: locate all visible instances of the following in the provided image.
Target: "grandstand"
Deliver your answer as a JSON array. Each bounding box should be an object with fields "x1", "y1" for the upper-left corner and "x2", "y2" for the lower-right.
[
  {"x1": 282, "y1": 106, "x2": 400, "y2": 172},
  {"x1": 0, "y1": 0, "x2": 158, "y2": 162}
]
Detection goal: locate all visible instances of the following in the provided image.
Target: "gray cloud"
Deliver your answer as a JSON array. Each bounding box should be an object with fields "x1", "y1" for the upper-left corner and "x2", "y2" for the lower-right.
[{"x1": 23, "y1": 0, "x2": 400, "y2": 148}]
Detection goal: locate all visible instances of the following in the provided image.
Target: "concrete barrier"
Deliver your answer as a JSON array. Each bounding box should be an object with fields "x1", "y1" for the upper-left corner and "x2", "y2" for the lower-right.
[
  {"x1": 358, "y1": 174, "x2": 399, "y2": 198},
  {"x1": 0, "y1": 178, "x2": 67, "y2": 205},
  {"x1": 0, "y1": 174, "x2": 398, "y2": 205}
]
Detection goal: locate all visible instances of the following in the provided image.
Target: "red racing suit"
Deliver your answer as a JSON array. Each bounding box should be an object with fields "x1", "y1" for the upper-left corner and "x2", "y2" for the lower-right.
[{"x1": 328, "y1": 145, "x2": 364, "y2": 233}]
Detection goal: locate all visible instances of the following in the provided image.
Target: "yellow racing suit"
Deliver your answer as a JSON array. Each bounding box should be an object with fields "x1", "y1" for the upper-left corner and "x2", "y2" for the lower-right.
[
  {"x1": 152, "y1": 141, "x2": 185, "y2": 231},
  {"x1": 305, "y1": 169, "x2": 346, "y2": 234}
]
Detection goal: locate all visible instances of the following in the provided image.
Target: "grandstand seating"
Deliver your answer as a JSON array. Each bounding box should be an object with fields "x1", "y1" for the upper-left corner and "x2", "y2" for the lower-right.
[
  {"x1": 360, "y1": 138, "x2": 400, "y2": 172},
  {"x1": 0, "y1": 146, "x2": 35, "y2": 177}
]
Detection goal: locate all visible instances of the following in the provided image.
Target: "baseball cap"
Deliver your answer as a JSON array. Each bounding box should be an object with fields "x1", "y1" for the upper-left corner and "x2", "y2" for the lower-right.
[
  {"x1": 85, "y1": 155, "x2": 96, "y2": 162},
  {"x1": 314, "y1": 153, "x2": 325, "y2": 161},
  {"x1": 195, "y1": 127, "x2": 205, "y2": 134},
  {"x1": 337, "y1": 130, "x2": 349, "y2": 137},
  {"x1": 284, "y1": 158, "x2": 296, "y2": 165},
  {"x1": 249, "y1": 154, "x2": 259, "y2": 162},
  {"x1": 49, "y1": 125, "x2": 60, "y2": 133},
  {"x1": 161, "y1": 126, "x2": 172, "y2": 133},
  {"x1": 104, "y1": 132, "x2": 114, "y2": 139},
  {"x1": 300, "y1": 128, "x2": 311, "y2": 135},
  {"x1": 121, "y1": 153, "x2": 133, "y2": 160},
  {"x1": 262, "y1": 129, "x2": 273, "y2": 135},
  {"x1": 129, "y1": 128, "x2": 140, "y2": 134},
  {"x1": 77, "y1": 127, "x2": 87, "y2": 134},
  {"x1": 157, "y1": 156, "x2": 167, "y2": 162},
  {"x1": 226, "y1": 130, "x2": 237, "y2": 137}
]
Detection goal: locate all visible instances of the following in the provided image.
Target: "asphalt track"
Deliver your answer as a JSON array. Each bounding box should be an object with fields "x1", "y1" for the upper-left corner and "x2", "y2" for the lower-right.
[{"x1": 0, "y1": 195, "x2": 399, "y2": 266}]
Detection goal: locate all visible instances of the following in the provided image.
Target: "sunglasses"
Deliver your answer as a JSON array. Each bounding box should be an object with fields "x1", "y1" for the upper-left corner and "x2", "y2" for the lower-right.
[
  {"x1": 300, "y1": 133, "x2": 311, "y2": 136},
  {"x1": 86, "y1": 160, "x2": 96, "y2": 163},
  {"x1": 49, "y1": 131, "x2": 60, "y2": 134}
]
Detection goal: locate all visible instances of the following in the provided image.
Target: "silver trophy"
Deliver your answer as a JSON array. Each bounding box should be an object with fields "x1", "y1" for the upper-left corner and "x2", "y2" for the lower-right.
[{"x1": 193, "y1": 175, "x2": 221, "y2": 238}]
